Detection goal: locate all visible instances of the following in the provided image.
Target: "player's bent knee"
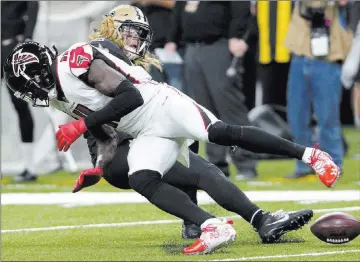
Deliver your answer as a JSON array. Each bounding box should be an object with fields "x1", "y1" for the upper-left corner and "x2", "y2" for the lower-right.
[
  {"x1": 208, "y1": 121, "x2": 243, "y2": 146},
  {"x1": 128, "y1": 170, "x2": 163, "y2": 200}
]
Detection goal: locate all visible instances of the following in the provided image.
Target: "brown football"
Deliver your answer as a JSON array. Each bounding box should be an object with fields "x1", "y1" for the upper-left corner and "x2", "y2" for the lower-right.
[{"x1": 310, "y1": 212, "x2": 360, "y2": 244}]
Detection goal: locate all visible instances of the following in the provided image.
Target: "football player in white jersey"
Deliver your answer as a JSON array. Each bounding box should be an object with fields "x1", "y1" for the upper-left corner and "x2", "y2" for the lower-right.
[
  {"x1": 83, "y1": 37, "x2": 202, "y2": 240},
  {"x1": 3, "y1": 5, "x2": 340, "y2": 255}
]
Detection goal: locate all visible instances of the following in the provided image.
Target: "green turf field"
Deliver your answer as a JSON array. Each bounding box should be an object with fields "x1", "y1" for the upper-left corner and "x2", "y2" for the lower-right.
[
  {"x1": 2, "y1": 202, "x2": 360, "y2": 261},
  {"x1": 1, "y1": 128, "x2": 359, "y2": 261}
]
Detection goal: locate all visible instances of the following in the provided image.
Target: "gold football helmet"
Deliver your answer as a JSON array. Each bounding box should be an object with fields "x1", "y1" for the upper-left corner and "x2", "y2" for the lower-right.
[{"x1": 105, "y1": 4, "x2": 152, "y2": 60}]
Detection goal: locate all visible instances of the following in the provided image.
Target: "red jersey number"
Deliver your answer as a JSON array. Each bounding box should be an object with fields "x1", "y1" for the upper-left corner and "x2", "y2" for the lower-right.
[{"x1": 69, "y1": 46, "x2": 92, "y2": 69}]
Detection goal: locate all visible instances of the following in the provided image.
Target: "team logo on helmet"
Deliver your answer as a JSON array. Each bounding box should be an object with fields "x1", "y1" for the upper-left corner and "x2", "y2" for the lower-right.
[{"x1": 12, "y1": 49, "x2": 40, "y2": 77}]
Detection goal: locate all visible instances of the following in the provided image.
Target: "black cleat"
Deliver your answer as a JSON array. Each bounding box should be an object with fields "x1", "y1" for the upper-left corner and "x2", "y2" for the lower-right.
[
  {"x1": 12, "y1": 170, "x2": 38, "y2": 182},
  {"x1": 258, "y1": 209, "x2": 313, "y2": 243},
  {"x1": 181, "y1": 223, "x2": 201, "y2": 239}
]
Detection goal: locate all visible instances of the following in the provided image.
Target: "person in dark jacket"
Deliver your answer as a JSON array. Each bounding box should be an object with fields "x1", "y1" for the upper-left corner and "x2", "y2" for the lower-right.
[
  {"x1": 1, "y1": 1, "x2": 39, "y2": 182},
  {"x1": 132, "y1": 0, "x2": 185, "y2": 93},
  {"x1": 165, "y1": 1, "x2": 259, "y2": 181}
]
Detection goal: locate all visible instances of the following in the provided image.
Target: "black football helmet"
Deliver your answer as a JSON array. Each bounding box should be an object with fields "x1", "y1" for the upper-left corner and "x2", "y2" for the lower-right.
[{"x1": 3, "y1": 41, "x2": 58, "y2": 107}]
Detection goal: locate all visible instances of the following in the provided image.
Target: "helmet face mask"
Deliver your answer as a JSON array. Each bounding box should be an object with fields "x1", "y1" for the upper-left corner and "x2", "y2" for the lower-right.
[
  {"x1": 3, "y1": 42, "x2": 57, "y2": 107},
  {"x1": 13, "y1": 73, "x2": 51, "y2": 107},
  {"x1": 105, "y1": 5, "x2": 153, "y2": 60},
  {"x1": 118, "y1": 21, "x2": 152, "y2": 60}
]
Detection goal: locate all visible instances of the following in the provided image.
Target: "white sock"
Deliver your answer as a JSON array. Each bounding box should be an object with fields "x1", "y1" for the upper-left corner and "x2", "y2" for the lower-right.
[
  {"x1": 250, "y1": 209, "x2": 263, "y2": 226},
  {"x1": 20, "y1": 143, "x2": 36, "y2": 173},
  {"x1": 302, "y1": 147, "x2": 314, "y2": 164}
]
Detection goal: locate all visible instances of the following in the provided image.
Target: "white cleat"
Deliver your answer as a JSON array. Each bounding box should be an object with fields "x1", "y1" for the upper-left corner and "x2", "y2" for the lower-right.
[{"x1": 182, "y1": 218, "x2": 236, "y2": 255}]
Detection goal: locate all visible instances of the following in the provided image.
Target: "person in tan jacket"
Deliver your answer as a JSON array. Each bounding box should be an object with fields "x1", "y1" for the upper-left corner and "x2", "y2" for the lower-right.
[{"x1": 284, "y1": 0, "x2": 352, "y2": 178}]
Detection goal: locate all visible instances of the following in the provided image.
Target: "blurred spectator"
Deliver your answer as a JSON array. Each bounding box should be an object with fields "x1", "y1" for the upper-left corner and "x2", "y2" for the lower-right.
[
  {"x1": 132, "y1": 0, "x2": 185, "y2": 93},
  {"x1": 284, "y1": 0, "x2": 353, "y2": 178},
  {"x1": 256, "y1": 0, "x2": 293, "y2": 108},
  {"x1": 341, "y1": 1, "x2": 360, "y2": 128},
  {"x1": 165, "y1": 1, "x2": 259, "y2": 180},
  {"x1": 35, "y1": 107, "x2": 79, "y2": 174},
  {"x1": 241, "y1": 2, "x2": 258, "y2": 111},
  {"x1": 1, "y1": 1, "x2": 39, "y2": 182}
]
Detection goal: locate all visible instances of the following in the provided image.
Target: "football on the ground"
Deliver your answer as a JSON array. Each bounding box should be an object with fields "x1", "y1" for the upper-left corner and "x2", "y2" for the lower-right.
[{"x1": 310, "y1": 212, "x2": 360, "y2": 244}]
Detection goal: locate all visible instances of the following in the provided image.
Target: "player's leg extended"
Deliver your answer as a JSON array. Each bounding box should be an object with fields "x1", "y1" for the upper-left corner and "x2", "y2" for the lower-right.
[
  {"x1": 165, "y1": 95, "x2": 340, "y2": 188},
  {"x1": 206, "y1": 120, "x2": 340, "y2": 188},
  {"x1": 166, "y1": 151, "x2": 313, "y2": 243},
  {"x1": 127, "y1": 136, "x2": 236, "y2": 254},
  {"x1": 127, "y1": 136, "x2": 215, "y2": 225},
  {"x1": 165, "y1": 93, "x2": 305, "y2": 158},
  {"x1": 82, "y1": 133, "x2": 201, "y2": 237},
  {"x1": 99, "y1": 136, "x2": 202, "y2": 239},
  {"x1": 106, "y1": 139, "x2": 201, "y2": 238}
]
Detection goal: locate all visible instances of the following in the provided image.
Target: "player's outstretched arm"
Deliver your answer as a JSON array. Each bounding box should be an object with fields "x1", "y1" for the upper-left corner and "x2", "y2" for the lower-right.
[{"x1": 56, "y1": 58, "x2": 143, "y2": 152}]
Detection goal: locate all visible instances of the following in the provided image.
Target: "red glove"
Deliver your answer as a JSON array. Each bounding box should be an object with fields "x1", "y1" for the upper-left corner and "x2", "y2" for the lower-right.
[
  {"x1": 56, "y1": 118, "x2": 88, "y2": 152},
  {"x1": 72, "y1": 167, "x2": 103, "y2": 193}
]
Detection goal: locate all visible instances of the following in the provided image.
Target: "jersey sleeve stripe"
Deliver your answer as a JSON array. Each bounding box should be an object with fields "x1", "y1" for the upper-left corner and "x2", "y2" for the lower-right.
[{"x1": 116, "y1": 66, "x2": 140, "y2": 85}]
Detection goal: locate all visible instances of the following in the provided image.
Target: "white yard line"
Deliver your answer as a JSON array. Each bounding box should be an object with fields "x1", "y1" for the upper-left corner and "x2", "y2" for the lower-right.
[
  {"x1": 2, "y1": 206, "x2": 360, "y2": 234},
  {"x1": 2, "y1": 190, "x2": 360, "y2": 206},
  {"x1": 212, "y1": 249, "x2": 360, "y2": 261},
  {"x1": 1, "y1": 219, "x2": 182, "y2": 233}
]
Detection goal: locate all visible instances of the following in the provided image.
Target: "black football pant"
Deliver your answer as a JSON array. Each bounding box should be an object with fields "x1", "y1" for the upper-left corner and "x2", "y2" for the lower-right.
[{"x1": 86, "y1": 135, "x2": 260, "y2": 226}]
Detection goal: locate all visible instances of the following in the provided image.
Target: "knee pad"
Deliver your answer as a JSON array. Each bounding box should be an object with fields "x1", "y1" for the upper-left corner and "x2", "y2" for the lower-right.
[
  {"x1": 208, "y1": 121, "x2": 243, "y2": 145},
  {"x1": 128, "y1": 170, "x2": 163, "y2": 200}
]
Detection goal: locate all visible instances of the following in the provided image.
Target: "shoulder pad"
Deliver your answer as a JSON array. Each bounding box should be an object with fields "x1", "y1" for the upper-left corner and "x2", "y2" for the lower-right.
[
  {"x1": 89, "y1": 38, "x2": 131, "y2": 65},
  {"x1": 67, "y1": 43, "x2": 94, "y2": 77}
]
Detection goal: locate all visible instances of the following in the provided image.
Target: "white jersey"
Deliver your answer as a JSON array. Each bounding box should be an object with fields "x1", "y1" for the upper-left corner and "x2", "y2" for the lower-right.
[
  {"x1": 50, "y1": 41, "x2": 202, "y2": 170},
  {"x1": 52, "y1": 42, "x2": 169, "y2": 137}
]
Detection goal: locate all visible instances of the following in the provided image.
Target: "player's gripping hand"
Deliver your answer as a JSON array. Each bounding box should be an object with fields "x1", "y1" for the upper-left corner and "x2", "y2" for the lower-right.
[
  {"x1": 72, "y1": 167, "x2": 103, "y2": 193},
  {"x1": 56, "y1": 118, "x2": 88, "y2": 152}
]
